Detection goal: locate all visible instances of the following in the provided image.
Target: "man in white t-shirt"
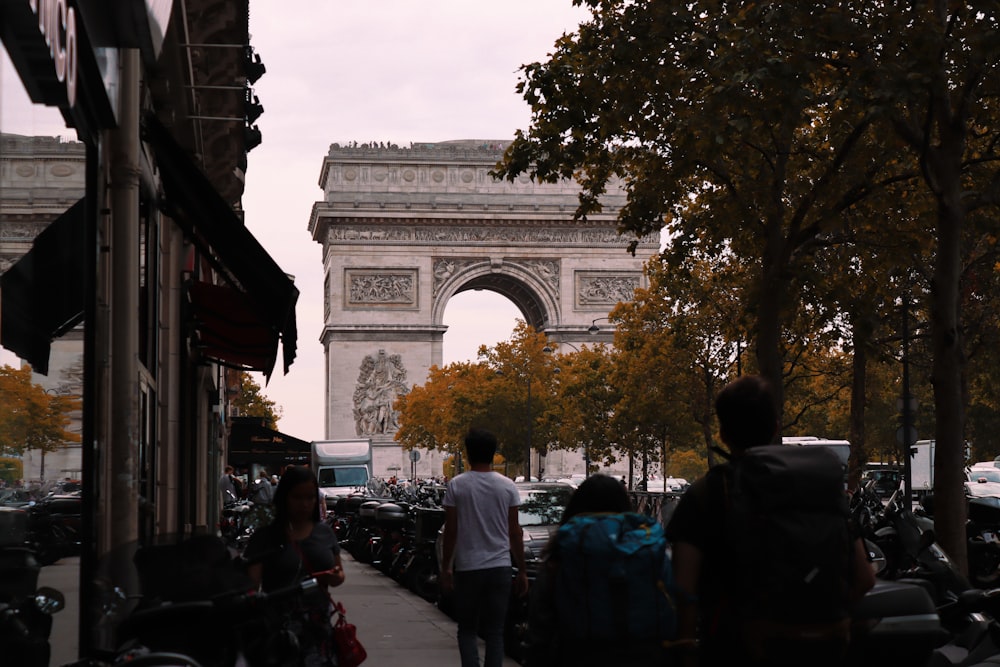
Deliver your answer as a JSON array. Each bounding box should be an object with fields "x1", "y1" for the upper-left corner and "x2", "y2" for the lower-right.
[{"x1": 441, "y1": 428, "x2": 528, "y2": 667}]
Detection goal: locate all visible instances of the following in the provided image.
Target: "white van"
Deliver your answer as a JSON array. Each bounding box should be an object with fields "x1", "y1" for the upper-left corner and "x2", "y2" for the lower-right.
[{"x1": 782, "y1": 436, "x2": 851, "y2": 469}]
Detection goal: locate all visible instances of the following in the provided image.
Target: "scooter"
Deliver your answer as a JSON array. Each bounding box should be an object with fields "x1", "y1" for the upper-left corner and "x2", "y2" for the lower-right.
[{"x1": 0, "y1": 586, "x2": 65, "y2": 667}]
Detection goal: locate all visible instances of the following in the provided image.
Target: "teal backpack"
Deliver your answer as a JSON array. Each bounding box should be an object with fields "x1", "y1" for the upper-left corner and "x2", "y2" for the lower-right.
[{"x1": 552, "y1": 512, "x2": 676, "y2": 644}]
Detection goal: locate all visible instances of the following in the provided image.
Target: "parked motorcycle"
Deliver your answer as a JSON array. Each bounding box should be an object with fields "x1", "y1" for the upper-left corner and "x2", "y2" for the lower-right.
[
  {"x1": 27, "y1": 493, "x2": 83, "y2": 566},
  {"x1": 64, "y1": 533, "x2": 325, "y2": 667},
  {"x1": 0, "y1": 505, "x2": 64, "y2": 666},
  {"x1": 0, "y1": 585, "x2": 65, "y2": 667}
]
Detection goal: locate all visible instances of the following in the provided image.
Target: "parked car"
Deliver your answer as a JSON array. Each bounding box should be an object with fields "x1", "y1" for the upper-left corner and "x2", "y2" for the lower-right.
[
  {"x1": 0, "y1": 489, "x2": 33, "y2": 509},
  {"x1": 435, "y1": 481, "x2": 575, "y2": 582},
  {"x1": 27, "y1": 494, "x2": 82, "y2": 565},
  {"x1": 861, "y1": 467, "x2": 903, "y2": 499},
  {"x1": 638, "y1": 477, "x2": 689, "y2": 493},
  {"x1": 969, "y1": 468, "x2": 1000, "y2": 484}
]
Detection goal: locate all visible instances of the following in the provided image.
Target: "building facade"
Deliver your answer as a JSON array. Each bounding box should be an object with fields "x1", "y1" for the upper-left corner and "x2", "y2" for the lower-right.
[{"x1": 0, "y1": 1, "x2": 298, "y2": 657}]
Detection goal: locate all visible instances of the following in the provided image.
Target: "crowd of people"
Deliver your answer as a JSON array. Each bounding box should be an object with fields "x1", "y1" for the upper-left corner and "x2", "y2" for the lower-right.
[
  {"x1": 219, "y1": 374, "x2": 872, "y2": 667},
  {"x1": 438, "y1": 374, "x2": 873, "y2": 667}
]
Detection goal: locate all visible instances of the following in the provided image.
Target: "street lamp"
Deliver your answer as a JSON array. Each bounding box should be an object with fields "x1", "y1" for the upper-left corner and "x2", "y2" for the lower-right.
[
  {"x1": 588, "y1": 317, "x2": 611, "y2": 335},
  {"x1": 41, "y1": 388, "x2": 63, "y2": 482},
  {"x1": 542, "y1": 341, "x2": 581, "y2": 354}
]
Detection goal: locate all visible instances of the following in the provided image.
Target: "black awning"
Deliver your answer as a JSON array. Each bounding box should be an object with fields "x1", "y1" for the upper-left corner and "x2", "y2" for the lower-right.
[
  {"x1": 228, "y1": 416, "x2": 311, "y2": 467},
  {"x1": 1, "y1": 199, "x2": 87, "y2": 374},
  {"x1": 142, "y1": 114, "x2": 298, "y2": 379},
  {"x1": 188, "y1": 281, "x2": 279, "y2": 373}
]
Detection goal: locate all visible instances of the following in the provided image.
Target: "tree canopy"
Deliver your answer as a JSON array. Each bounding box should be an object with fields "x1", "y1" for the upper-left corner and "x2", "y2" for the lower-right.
[
  {"x1": 232, "y1": 372, "x2": 282, "y2": 429},
  {"x1": 494, "y1": 0, "x2": 1000, "y2": 573},
  {"x1": 0, "y1": 365, "x2": 81, "y2": 463}
]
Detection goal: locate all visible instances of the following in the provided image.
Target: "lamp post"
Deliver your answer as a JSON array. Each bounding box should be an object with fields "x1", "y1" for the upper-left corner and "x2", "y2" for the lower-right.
[
  {"x1": 41, "y1": 388, "x2": 63, "y2": 482},
  {"x1": 587, "y1": 317, "x2": 612, "y2": 335}
]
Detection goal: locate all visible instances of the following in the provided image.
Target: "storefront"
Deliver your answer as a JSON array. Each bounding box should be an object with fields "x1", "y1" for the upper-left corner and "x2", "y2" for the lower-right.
[{"x1": 2, "y1": 2, "x2": 298, "y2": 660}]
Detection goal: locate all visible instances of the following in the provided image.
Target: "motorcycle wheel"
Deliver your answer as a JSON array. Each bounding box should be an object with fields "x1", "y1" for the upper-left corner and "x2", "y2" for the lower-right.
[
  {"x1": 405, "y1": 559, "x2": 438, "y2": 602},
  {"x1": 969, "y1": 540, "x2": 1000, "y2": 588}
]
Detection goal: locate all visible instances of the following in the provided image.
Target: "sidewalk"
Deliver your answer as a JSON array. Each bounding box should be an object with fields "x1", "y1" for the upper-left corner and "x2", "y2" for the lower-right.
[{"x1": 336, "y1": 554, "x2": 521, "y2": 666}]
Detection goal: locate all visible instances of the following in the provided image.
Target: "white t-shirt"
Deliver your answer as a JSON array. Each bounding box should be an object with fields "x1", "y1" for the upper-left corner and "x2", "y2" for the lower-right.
[{"x1": 443, "y1": 471, "x2": 521, "y2": 571}]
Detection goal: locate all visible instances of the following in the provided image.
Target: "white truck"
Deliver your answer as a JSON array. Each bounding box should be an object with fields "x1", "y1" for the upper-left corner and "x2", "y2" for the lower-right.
[
  {"x1": 311, "y1": 439, "x2": 373, "y2": 501},
  {"x1": 910, "y1": 440, "x2": 935, "y2": 494}
]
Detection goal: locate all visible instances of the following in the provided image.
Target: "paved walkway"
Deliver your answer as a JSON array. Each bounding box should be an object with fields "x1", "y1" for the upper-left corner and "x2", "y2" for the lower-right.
[
  {"x1": 337, "y1": 554, "x2": 521, "y2": 666},
  {"x1": 40, "y1": 552, "x2": 520, "y2": 666}
]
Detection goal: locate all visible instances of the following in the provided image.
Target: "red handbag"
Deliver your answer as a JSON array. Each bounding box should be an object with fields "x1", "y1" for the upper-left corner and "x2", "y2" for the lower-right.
[{"x1": 332, "y1": 601, "x2": 367, "y2": 667}]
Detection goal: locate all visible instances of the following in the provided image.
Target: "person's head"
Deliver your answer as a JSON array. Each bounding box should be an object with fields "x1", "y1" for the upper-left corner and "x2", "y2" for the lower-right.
[
  {"x1": 272, "y1": 465, "x2": 320, "y2": 527},
  {"x1": 561, "y1": 474, "x2": 632, "y2": 524},
  {"x1": 224, "y1": 465, "x2": 234, "y2": 475},
  {"x1": 715, "y1": 374, "x2": 778, "y2": 453},
  {"x1": 464, "y1": 427, "x2": 498, "y2": 465},
  {"x1": 258, "y1": 469, "x2": 269, "y2": 479}
]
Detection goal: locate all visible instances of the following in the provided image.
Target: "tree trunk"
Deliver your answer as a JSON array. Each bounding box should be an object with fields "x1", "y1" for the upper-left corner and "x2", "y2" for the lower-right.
[
  {"x1": 927, "y1": 94, "x2": 969, "y2": 572},
  {"x1": 848, "y1": 315, "x2": 868, "y2": 492},
  {"x1": 756, "y1": 251, "x2": 787, "y2": 438}
]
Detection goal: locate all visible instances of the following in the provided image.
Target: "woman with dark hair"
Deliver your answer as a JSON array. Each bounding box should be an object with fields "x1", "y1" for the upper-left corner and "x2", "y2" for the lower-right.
[
  {"x1": 524, "y1": 475, "x2": 674, "y2": 667},
  {"x1": 244, "y1": 465, "x2": 345, "y2": 666},
  {"x1": 559, "y1": 473, "x2": 631, "y2": 524}
]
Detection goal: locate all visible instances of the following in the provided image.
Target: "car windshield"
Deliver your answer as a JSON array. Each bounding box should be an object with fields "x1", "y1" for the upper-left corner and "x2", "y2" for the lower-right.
[
  {"x1": 970, "y1": 469, "x2": 1000, "y2": 483},
  {"x1": 317, "y1": 467, "x2": 369, "y2": 487},
  {"x1": 517, "y1": 486, "x2": 573, "y2": 526}
]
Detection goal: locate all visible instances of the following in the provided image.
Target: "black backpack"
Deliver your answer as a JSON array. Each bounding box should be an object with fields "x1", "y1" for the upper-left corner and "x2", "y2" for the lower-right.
[{"x1": 717, "y1": 444, "x2": 853, "y2": 628}]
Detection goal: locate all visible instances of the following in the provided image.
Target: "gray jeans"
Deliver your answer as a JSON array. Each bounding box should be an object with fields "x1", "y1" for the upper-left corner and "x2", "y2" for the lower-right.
[{"x1": 454, "y1": 566, "x2": 512, "y2": 667}]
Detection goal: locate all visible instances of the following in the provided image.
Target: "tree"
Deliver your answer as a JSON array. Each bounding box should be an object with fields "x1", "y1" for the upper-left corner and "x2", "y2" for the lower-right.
[
  {"x1": 232, "y1": 372, "x2": 282, "y2": 429},
  {"x1": 546, "y1": 344, "x2": 620, "y2": 468},
  {"x1": 0, "y1": 365, "x2": 81, "y2": 466},
  {"x1": 496, "y1": 1, "x2": 907, "y2": 425},
  {"x1": 496, "y1": 0, "x2": 1000, "y2": 569},
  {"x1": 393, "y1": 361, "x2": 496, "y2": 460},
  {"x1": 844, "y1": 1, "x2": 1000, "y2": 570},
  {"x1": 478, "y1": 322, "x2": 561, "y2": 476}
]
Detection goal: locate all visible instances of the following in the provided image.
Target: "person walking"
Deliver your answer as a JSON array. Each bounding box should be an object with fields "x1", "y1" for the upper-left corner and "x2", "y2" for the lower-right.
[
  {"x1": 219, "y1": 465, "x2": 239, "y2": 504},
  {"x1": 524, "y1": 474, "x2": 674, "y2": 667},
  {"x1": 244, "y1": 465, "x2": 346, "y2": 666},
  {"x1": 665, "y1": 375, "x2": 875, "y2": 667},
  {"x1": 250, "y1": 469, "x2": 275, "y2": 505},
  {"x1": 440, "y1": 427, "x2": 528, "y2": 667}
]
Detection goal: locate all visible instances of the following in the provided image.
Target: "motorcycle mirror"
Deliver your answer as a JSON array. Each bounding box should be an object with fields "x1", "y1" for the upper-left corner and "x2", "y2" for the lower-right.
[{"x1": 34, "y1": 586, "x2": 65, "y2": 614}]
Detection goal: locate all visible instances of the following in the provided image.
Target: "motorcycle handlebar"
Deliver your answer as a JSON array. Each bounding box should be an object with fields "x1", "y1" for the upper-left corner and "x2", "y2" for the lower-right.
[{"x1": 217, "y1": 576, "x2": 322, "y2": 610}]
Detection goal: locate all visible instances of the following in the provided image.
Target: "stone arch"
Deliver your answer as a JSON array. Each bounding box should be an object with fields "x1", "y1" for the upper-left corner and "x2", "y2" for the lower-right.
[
  {"x1": 309, "y1": 140, "x2": 659, "y2": 478},
  {"x1": 431, "y1": 259, "x2": 559, "y2": 331}
]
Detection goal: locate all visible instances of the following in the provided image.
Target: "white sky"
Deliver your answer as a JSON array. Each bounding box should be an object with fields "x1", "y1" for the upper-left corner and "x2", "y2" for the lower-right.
[{"x1": 0, "y1": 1, "x2": 590, "y2": 439}]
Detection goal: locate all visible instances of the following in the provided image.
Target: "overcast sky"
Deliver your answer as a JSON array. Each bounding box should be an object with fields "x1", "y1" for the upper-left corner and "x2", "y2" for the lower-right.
[{"x1": 0, "y1": 1, "x2": 590, "y2": 439}]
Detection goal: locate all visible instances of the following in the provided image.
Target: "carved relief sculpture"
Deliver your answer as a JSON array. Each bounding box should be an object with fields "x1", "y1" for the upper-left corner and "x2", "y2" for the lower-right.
[
  {"x1": 353, "y1": 350, "x2": 410, "y2": 436},
  {"x1": 432, "y1": 258, "x2": 479, "y2": 296},
  {"x1": 578, "y1": 274, "x2": 641, "y2": 305},
  {"x1": 347, "y1": 270, "x2": 416, "y2": 305}
]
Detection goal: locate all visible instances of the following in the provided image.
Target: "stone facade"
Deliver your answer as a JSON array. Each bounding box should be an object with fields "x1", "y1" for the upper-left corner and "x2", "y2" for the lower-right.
[
  {"x1": 0, "y1": 134, "x2": 85, "y2": 481},
  {"x1": 309, "y1": 141, "x2": 658, "y2": 478}
]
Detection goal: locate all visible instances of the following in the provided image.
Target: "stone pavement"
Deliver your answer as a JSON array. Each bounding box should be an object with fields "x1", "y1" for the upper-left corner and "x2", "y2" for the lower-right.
[
  {"x1": 336, "y1": 554, "x2": 521, "y2": 666},
  {"x1": 38, "y1": 552, "x2": 520, "y2": 666}
]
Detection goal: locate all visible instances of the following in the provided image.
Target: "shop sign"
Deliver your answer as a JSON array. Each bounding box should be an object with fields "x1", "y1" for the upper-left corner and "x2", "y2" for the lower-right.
[{"x1": 29, "y1": 0, "x2": 78, "y2": 108}]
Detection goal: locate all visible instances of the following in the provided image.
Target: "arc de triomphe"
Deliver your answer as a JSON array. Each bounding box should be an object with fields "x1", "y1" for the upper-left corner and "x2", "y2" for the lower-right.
[{"x1": 308, "y1": 141, "x2": 658, "y2": 477}]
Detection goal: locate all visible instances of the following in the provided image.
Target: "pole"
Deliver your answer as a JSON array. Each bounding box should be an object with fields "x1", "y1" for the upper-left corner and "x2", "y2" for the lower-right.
[
  {"x1": 526, "y1": 378, "x2": 532, "y2": 482},
  {"x1": 902, "y1": 282, "x2": 914, "y2": 502}
]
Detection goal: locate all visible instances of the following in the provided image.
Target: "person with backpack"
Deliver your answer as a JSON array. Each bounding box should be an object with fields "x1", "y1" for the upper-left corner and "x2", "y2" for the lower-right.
[
  {"x1": 665, "y1": 375, "x2": 876, "y2": 667},
  {"x1": 523, "y1": 474, "x2": 676, "y2": 667}
]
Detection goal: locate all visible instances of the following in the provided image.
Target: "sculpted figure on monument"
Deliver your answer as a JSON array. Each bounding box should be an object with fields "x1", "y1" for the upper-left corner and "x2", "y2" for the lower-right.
[{"x1": 353, "y1": 350, "x2": 409, "y2": 436}]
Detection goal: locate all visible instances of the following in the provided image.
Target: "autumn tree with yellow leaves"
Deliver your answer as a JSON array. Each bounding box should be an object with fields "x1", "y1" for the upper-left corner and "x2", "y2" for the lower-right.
[{"x1": 0, "y1": 365, "x2": 81, "y2": 471}]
